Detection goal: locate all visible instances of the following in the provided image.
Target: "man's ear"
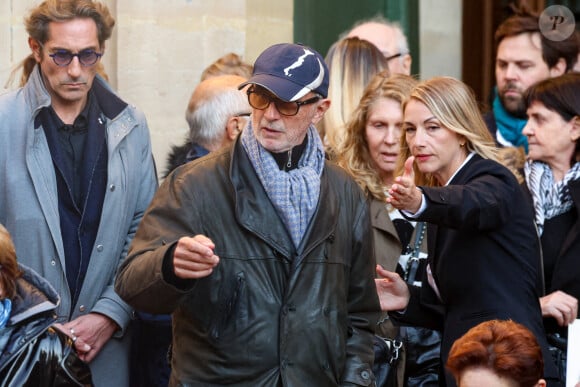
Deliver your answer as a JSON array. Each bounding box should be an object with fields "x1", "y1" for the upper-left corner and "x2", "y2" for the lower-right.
[
  {"x1": 311, "y1": 99, "x2": 331, "y2": 126},
  {"x1": 402, "y1": 54, "x2": 412, "y2": 76},
  {"x1": 28, "y1": 37, "x2": 42, "y2": 63},
  {"x1": 226, "y1": 116, "x2": 242, "y2": 141},
  {"x1": 549, "y1": 57, "x2": 566, "y2": 77}
]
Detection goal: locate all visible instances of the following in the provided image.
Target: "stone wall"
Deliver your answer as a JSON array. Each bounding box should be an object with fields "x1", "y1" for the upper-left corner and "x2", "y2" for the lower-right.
[
  {"x1": 0, "y1": 0, "x2": 293, "y2": 177},
  {"x1": 0, "y1": 0, "x2": 463, "y2": 178}
]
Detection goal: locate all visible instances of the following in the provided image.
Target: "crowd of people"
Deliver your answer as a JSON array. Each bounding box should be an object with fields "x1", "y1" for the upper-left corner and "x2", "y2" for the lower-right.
[{"x1": 0, "y1": 1, "x2": 579, "y2": 387}]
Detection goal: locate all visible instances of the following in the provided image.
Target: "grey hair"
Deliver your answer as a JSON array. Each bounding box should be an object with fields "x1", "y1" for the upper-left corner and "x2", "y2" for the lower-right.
[{"x1": 185, "y1": 88, "x2": 249, "y2": 148}]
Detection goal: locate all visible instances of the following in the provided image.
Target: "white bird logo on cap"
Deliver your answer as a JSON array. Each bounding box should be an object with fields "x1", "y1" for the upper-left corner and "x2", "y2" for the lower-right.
[
  {"x1": 283, "y1": 48, "x2": 325, "y2": 101},
  {"x1": 284, "y1": 49, "x2": 314, "y2": 77}
]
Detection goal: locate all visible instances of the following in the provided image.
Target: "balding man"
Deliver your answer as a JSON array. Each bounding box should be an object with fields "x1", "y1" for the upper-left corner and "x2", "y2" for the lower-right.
[
  {"x1": 164, "y1": 74, "x2": 251, "y2": 176},
  {"x1": 346, "y1": 15, "x2": 412, "y2": 75}
]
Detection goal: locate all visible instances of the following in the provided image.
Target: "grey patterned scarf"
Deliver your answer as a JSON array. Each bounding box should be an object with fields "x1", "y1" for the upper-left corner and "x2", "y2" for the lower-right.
[
  {"x1": 524, "y1": 160, "x2": 580, "y2": 235},
  {"x1": 241, "y1": 122, "x2": 325, "y2": 247}
]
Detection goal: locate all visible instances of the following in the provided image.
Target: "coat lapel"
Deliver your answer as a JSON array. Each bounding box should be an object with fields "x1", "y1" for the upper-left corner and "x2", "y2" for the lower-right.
[
  {"x1": 370, "y1": 200, "x2": 399, "y2": 241},
  {"x1": 559, "y1": 180, "x2": 580, "y2": 257},
  {"x1": 26, "y1": 125, "x2": 66, "y2": 265}
]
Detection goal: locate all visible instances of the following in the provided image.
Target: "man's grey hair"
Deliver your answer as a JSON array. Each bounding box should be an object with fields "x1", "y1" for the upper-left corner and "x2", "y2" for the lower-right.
[
  {"x1": 342, "y1": 15, "x2": 410, "y2": 66},
  {"x1": 185, "y1": 89, "x2": 248, "y2": 148}
]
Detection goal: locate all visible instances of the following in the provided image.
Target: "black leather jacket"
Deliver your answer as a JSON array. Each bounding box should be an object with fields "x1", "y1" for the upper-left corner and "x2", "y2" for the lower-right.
[
  {"x1": 0, "y1": 264, "x2": 92, "y2": 386},
  {"x1": 116, "y1": 136, "x2": 381, "y2": 386}
]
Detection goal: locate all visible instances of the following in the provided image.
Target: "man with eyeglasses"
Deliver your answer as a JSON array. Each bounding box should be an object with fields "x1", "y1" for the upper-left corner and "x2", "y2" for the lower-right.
[
  {"x1": 115, "y1": 43, "x2": 380, "y2": 386},
  {"x1": 0, "y1": 1, "x2": 157, "y2": 386}
]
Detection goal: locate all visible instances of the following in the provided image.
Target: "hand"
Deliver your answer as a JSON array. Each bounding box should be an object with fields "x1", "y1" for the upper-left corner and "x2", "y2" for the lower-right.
[
  {"x1": 173, "y1": 234, "x2": 219, "y2": 279},
  {"x1": 374, "y1": 265, "x2": 410, "y2": 312},
  {"x1": 57, "y1": 313, "x2": 119, "y2": 362},
  {"x1": 387, "y1": 156, "x2": 422, "y2": 213},
  {"x1": 540, "y1": 290, "x2": 578, "y2": 327}
]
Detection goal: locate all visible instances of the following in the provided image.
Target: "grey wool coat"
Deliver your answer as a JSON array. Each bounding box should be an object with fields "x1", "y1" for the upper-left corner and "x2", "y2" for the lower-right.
[{"x1": 0, "y1": 66, "x2": 158, "y2": 386}]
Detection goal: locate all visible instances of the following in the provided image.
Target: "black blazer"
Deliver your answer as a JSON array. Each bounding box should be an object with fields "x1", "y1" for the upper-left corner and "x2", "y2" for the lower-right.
[
  {"x1": 548, "y1": 179, "x2": 580, "y2": 310},
  {"x1": 396, "y1": 154, "x2": 558, "y2": 386},
  {"x1": 526, "y1": 178, "x2": 580, "y2": 337}
]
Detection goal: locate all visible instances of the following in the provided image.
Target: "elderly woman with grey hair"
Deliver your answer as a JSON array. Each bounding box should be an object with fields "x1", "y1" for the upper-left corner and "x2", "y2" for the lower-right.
[{"x1": 522, "y1": 73, "x2": 580, "y2": 385}]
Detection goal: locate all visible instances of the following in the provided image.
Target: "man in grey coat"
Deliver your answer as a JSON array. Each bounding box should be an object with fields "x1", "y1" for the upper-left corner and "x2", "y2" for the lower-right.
[
  {"x1": 116, "y1": 43, "x2": 380, "y2": 386},
  {"x1": 0, "y1": 1, "x2": 158, "y2": 385}
]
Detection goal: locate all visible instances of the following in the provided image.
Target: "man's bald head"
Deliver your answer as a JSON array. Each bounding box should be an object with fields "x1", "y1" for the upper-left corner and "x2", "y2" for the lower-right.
[
  {"x1": 185, "y1": 74, "x2": 251, "y2": 151},
  {"x1": 347, "y1": 20, "x2": 412, "y2": 75},
  {"x1": 187, "y1": 74, "x2": 248, "y2": 113}
]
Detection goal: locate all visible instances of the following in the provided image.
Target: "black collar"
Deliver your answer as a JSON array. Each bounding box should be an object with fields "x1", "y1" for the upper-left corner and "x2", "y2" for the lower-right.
[
  {"x1": 270, "y1": 135, "x2": 308, "y2": 171},
  {"x1": 52, "y1": 92, "x2": 92, "y2": 133}
]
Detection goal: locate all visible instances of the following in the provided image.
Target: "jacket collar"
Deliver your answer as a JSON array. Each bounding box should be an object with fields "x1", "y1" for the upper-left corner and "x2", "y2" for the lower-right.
[
  {"x1": 8, "y1": 264, "x2": 59, "y2": 326},
  {"x1": 25, "y1": 65, "x2": 127, "y2": 123},
  {"x1": 370, "y1": 199, "x2": 399, "y2": 242},
  {"x1": 229, "y1": 137, "x2": 337, "y2": 259}
]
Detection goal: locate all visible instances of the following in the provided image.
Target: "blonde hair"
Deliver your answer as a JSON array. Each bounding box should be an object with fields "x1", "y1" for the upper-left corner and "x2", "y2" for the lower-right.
[
  {"x1": 0, "y1": 224, "x2": 22, "y2": 300},
  {"x1": 397, "y1": 77, "x2": 498, "y2": 187},
  {"x1": 319, "y1": 37, "x2": 389, "y2": 157},
  {"x1": 337, "y1": 72, "x2": 417, "y2": 200}
]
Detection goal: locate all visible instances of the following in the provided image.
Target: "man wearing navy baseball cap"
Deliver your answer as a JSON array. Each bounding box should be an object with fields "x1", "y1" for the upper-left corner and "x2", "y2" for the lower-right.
[{"x1": 116, "y1": 43, "x2": 380, "y2": 386}]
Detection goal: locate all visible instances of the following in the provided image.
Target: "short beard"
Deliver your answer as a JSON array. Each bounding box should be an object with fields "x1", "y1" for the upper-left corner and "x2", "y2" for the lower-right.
[{"x1": 498, "y1": 92, "x2": 527, "y2": 119}]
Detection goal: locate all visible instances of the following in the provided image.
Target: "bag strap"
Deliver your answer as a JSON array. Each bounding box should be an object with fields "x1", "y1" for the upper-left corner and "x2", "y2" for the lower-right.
[{"x1": 404, "y1": 222, "x2": 425, "y2": 284}]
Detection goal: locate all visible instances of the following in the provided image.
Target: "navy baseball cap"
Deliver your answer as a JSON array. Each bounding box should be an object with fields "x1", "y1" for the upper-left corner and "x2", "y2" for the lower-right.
[{"x1": 239, "y1": 43, "x2": 329, "y2": 102}]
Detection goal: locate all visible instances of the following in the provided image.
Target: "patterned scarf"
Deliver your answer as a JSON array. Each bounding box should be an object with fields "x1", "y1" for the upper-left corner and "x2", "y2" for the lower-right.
[
  {"x1": 524, "y1": 160, "x2": 580, "y2": 235},
  {"x1": 492, "y1": 88, "x2": 528, "y2": 153},
  {"x1": 241, "y1": 122, "x2": 325, "y2": 248}
]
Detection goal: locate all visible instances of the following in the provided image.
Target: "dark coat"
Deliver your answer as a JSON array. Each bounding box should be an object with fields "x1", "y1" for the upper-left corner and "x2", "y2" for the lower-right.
[
  {"x1": 396, "y1": 154, "x2": 558, "y2": 385},
  {"x1": 525, "y1": 179, "x2": 580, "y2": 336},
  {"x1": 0, "y1": 264, "x2": 92, "y2": 386},
  {"x1": 483, "y1": 110, "x2": 498, "y2": 145},
  {"x1": 546, "y1": 179, "x2": 580, "y2": 312},
  {"x1": 163, "y1": 140, "x2": 209, "y2": 178},
  {"x1": 115, "y1": 135, "x2": 380, "y2": 387}
]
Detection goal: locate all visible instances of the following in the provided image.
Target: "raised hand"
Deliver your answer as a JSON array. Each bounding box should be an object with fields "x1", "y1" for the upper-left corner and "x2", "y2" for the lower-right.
[
  {"x1": 173, "y1": 234, "x2": 220, "y2": 279},
  {"x1": 387, "y1": 156, "x2": 422, "y2": 213}
]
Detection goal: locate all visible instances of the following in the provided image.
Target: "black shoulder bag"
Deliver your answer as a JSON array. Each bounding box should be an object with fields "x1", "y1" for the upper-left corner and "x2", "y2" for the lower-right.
[
  {"x1": 399, "y1": 222, "x2": 442, "y2": 387},
  {"x1": 372, "y1": 333, "x2": 402, "y2": 387}
]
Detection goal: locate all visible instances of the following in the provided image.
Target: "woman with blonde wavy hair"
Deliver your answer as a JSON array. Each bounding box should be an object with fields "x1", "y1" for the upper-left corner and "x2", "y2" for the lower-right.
[
  {"x1": 375, "y1": 77, "x2": 559, "y2": 386},
  {"x1": 393, "y1": 76, "x2": 498, "y2": 187},
  {"x1": 338, "y1": 72, "x2": 441, "y2": 386},
  {"x1": 338, "y1": 71, "x2": 420, "y2": 281}
]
